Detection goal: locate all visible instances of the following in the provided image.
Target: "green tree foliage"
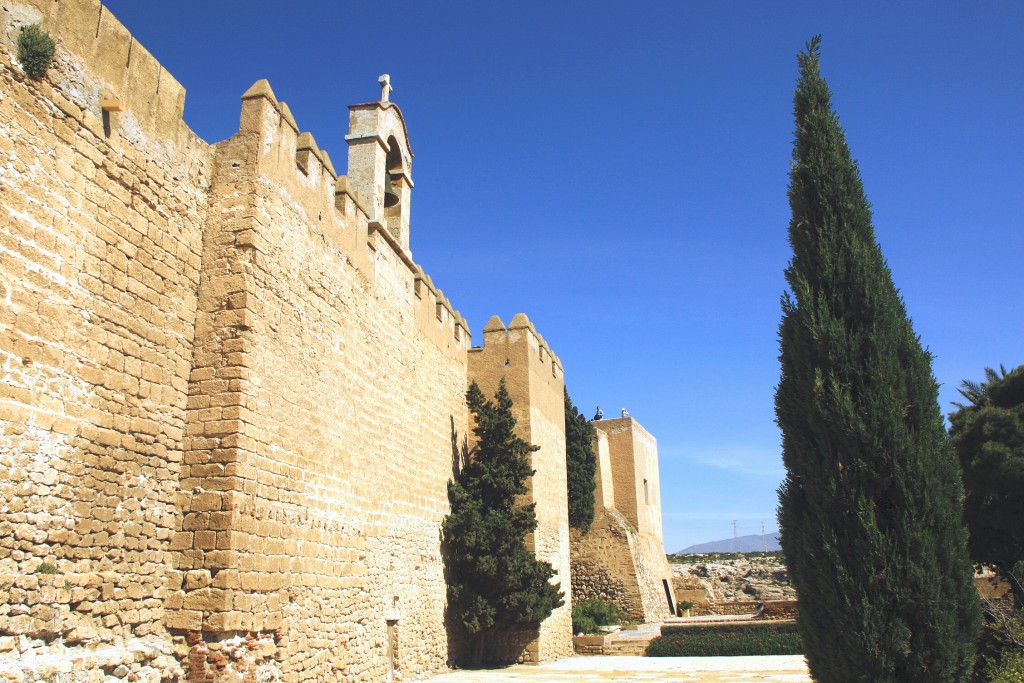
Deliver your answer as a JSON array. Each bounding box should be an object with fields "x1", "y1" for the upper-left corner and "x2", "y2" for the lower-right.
[
  {"x1": 572, "y1": 597, "x2": 625, "y2": 635},
  {"x1": 990, "y1": 651, "x2": 1024, "y2": 683},
  {"x1": 949, "y1": 364, "x2": 1024, "y2": 604},
  {"x1": 443, "y1": 380, "x2": 564, "y2": 664},
  {"x1": 564, "y1": 387, "x2": 597, "y2": 533},
  {"x1": 17, "y1": 24, "x2": 55, "y2": 80},
  {"x1": 775, "y1": 36, "x2": 980, "y2": 682}
]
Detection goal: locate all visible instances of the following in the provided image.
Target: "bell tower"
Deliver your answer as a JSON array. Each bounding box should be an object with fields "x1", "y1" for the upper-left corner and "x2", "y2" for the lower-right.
[{"x1": 345, "y1": 74, "x2": 414, "y2": 252}]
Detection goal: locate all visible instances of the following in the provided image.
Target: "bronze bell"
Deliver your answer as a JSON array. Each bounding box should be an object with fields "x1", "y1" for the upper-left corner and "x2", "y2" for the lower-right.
[{"x1": 383, "y1": 172, "x2": 400, "y2": 208}]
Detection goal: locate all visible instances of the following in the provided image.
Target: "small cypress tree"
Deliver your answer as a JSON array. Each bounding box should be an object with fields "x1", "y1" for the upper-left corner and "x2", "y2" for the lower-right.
[
  {"x1": 443, "y1": 380, "x2": 564, "y2": 665},
  {"x1": 564, "y1": 386, "x2": 597, "y2": 533},
  {"x1": 775, "y1": 36, "x2": 980, "y2": 682}
]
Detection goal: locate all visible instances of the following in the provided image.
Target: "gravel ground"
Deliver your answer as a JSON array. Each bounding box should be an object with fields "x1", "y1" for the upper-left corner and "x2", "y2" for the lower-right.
[{"x1": 423, "y1": 655, "x2": 811, "y2": 682}]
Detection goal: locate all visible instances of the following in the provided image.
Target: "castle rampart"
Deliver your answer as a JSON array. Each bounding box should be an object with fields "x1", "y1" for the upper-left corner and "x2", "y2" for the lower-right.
[
  {"x1": 169, "y1": 72, "x2": 471, "y2": 679},
  {"x1": 0, "y1": 1, "x2": 578, "y2": 680},
  {"x1": 10, "y1": 0, "x2": 195, "y2": 152},
  {"x1": 0, "y1": 0, "x2": 212, "y2": 666},
  {"x1": 467, "y1": 315, "x2": 573, "y2": 663}
]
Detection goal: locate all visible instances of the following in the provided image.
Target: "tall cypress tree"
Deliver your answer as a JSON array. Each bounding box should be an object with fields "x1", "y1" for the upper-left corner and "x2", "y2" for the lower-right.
[
  {"x1": 775, "y1": 37, "x2": 980, "y2": 682},
  {"x1": 565, "y1": 387, "x2": 597, "y2": 533},
  {"x1": 443, "y1": 380, "x2": 564, "y2": 665}
]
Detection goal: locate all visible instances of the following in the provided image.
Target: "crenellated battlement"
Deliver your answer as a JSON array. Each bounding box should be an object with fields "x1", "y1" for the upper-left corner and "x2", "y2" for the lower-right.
[
  {"x1": 235, "y1": 78, "x2": 344, "y2": 236},
  {"x1": 225, "y1": 77, "x2": 466, "y2": 355},
  {"x1": 6, "y1": 0, "x2": 191, "y2": 149},
  {"x1": 473, "y1": 313, "x2": 564, "y2": 382},
  {"x1": 4, "y1": 0, "x2": 467, "y2": 357},
  {"x1": 414, "y1": 267, "x2": 471, "y2": 347}
]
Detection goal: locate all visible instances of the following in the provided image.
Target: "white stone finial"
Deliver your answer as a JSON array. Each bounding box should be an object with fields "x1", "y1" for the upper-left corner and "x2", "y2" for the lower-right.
[{"x1": 378, "y1": 74, "x2": 392, "y2": 102}]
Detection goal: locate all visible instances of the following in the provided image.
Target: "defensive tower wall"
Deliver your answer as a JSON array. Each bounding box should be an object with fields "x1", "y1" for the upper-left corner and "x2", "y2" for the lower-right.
[
  {"x1": 597, "y1": 417, "x2": 663, "y2": 536},
  {"x1": 466, "y1": 315, "x2": 573, "y2": 663},
  {"x1": 570, "y1": 417, "x2": 677, "y2": 623}
]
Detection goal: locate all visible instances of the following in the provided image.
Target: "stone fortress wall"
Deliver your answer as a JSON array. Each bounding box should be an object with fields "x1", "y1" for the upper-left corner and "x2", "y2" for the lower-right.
[
  {"x1": 0, "y1": 0, "x2": 572, "y2": 679},
  {"x1": 467, "y1": 315, "x2": 573, "y2": 663},
  {"x1": 167, "y1": 75, "x2": 473, "y2": 682},
  {"x1": 570, "y1": 418, "x2": 677, "y2": 624},
  {"x1": 0, "y1": 0, "x2": 671, "y2": 680},
  {"x1": 0, "y1": 0, "x2": 214, "y2": 678}
]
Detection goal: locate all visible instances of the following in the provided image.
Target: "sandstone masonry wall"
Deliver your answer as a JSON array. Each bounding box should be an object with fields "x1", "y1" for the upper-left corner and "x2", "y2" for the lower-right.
[
  {"x1": 466, "y1": 315, "x2": 573, "y2": 663},
  {"x1": 166, "y1": 80, "x2": 470, "y2": 681},
  {"x1": 0, "y1": 0, "x2": 574, "y2": 679},
  {"x1": 0, "y1": 0, "x2": 210, "y2": 675}
]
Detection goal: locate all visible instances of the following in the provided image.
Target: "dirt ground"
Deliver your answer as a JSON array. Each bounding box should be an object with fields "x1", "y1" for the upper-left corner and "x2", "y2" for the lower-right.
[{"x1": 423, "y1": 655, "x2": 811, "y2": 682}]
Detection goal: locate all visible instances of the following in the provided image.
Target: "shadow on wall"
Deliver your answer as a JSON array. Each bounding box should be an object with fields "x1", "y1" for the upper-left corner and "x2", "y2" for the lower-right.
[
  {"x1": 450, "y1": 415, "x2": 468, "y2": 482},
  {"x1": 443, "y1": 415, "x2": 470, "y2": 665}
]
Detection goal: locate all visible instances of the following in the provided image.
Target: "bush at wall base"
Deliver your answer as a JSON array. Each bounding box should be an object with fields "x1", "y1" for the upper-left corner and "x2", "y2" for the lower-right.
[{"x1": 572, "y1": 598, "x2": 626, "y2": 635}]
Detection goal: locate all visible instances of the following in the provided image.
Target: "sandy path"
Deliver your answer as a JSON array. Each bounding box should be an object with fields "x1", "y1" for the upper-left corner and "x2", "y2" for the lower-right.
[{"x1": 423, "y1": 655, "x2": 811, "y2": 682}]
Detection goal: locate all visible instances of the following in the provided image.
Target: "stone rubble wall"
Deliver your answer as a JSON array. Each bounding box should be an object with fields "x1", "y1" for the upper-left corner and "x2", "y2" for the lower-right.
[
  {"x1": 570, "y1": 421, "x2": 676, "y2": 624},
  {"x1": 570, "y1": 507, "x2": 676, "y2": 623},
  {"x1": 570, "y1": 516, "x2": 644, "y2": 621},
  {"x1": 760, "y1": 600, "x2": 798, "y2": 620}
]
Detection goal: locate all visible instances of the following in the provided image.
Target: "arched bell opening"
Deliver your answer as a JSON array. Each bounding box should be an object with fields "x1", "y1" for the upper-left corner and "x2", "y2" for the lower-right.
[
  {"x1": 384, "y1": 137, "x2": 403, "y2": 211},
  {"x1": 383, "y1": 135, "x2": 410, "y2": 249}
]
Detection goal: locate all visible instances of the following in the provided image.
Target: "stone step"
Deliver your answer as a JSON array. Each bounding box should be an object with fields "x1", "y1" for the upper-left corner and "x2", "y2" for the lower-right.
[{"x1": 604, "y1": 640, "x2": 654, "y2": 656}]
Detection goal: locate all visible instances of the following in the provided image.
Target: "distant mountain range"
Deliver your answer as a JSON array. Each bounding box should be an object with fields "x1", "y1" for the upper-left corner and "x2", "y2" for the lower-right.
[{"x1": 676, "y1": 531, "x2": 781, "y2": 554}]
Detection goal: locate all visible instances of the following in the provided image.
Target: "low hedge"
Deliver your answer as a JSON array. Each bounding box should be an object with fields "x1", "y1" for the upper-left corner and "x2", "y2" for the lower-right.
[{"x1": 646, "y1": 622, "x2": 802, "y2": 657}]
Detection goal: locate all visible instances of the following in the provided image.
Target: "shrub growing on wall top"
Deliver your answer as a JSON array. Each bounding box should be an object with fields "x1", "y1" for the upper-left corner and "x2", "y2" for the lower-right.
[{"x1": 17, "y1": 24, "x2": 56, "y2": 80}]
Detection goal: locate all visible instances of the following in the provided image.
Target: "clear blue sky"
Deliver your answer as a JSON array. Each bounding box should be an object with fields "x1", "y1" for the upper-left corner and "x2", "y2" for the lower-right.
[{"x1": 102, "y1": 1, "x2": 1023, "y2": 552}]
